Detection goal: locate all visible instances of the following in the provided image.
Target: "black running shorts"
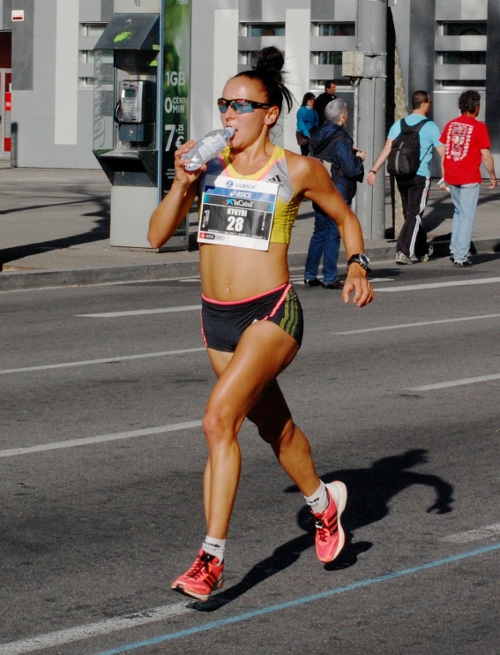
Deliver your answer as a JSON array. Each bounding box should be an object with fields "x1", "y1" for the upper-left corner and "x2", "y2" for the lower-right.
[{"x1": 201, "y1": 283, "x2": 303, "y2": 353}]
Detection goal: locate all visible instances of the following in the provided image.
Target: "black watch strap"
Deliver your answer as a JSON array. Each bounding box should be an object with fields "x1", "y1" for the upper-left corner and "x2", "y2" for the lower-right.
[{"x1": 347, "y1": 253, "x2": 371, "y2": 273}]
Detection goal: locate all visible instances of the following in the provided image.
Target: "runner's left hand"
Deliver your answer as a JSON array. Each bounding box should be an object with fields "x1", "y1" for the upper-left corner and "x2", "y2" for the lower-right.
[{"x1": 342, "y1": 266, "x2": 374, "y2": 307}]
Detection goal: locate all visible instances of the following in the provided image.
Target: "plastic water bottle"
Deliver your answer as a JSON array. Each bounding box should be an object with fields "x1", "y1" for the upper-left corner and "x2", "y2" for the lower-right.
[{"x1": 181, "y1": 127, "x2": 235, "y2": 171}]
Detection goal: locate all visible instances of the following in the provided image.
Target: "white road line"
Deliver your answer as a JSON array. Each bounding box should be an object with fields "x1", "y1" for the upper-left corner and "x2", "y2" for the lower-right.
[
  {"x1": 408, "y1": 373, "x2": 500, "y2": 391},
  {"x1": 0, "y1": 348, "x2": 205, "y2": 375},
  {"x1": 441, "y1": 523, "x2": 500, "y2": 544},
  {"x1": 77, "y1": 305, "x2": 201, "y2": 318},
  {"x1": 375, "y1": 276, "x2": 500, "y2": 292},
  {"x1": 289, "y1": 276, "x2": 394, "y2": 284},
  {"x1": 332, "y1": 313, "x2": 500, "y2": 335},
  {"x1": 0, "y1": 602, "x2": 192, "y2": 655},
  {"x1": 0, "y1": 421, "x2": 202, "y2": 459}
]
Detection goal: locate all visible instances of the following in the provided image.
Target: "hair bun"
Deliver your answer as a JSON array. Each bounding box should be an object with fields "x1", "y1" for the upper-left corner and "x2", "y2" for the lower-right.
[{"x1": 254, "y1": 46, "x2": 284, "y2": 78}]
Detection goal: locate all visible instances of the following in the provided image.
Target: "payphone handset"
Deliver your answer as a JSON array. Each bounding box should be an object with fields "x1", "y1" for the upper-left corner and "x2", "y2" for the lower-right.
[{"x1": 115, "y1": 80, "x2": 155, "y2": 124}]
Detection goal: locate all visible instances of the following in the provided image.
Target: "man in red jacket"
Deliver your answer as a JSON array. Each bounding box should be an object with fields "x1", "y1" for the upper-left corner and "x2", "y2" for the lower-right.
[{"x1": 439, "y1": 90, "x2": 497, "y2": 267}]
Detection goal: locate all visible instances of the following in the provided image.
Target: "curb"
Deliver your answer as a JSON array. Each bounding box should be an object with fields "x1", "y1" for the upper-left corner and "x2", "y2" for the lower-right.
[{"x1": 0, "y1": 237, "x2": 498, "y2": 291}]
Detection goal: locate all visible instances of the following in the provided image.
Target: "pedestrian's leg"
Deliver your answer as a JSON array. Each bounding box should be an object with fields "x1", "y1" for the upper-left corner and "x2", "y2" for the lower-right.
[
  {"x1": 321, "y1": 216, "x2": 341, "y2": 285},
  {"x1": 450, "y1": 183, "x2": 480, "y2": 262},
  {"x1": 449, "y1": 186, "x2": 461, "y2": 258},
  {"x1": 396, "y1": 178, "x2": 410, "y2": 255},
  {"x1": 304, "y1": 208, "x2": 327, "y2": 283},
  {"x1": 397, "y1": 176, "x2": 428, "y2": 258}
]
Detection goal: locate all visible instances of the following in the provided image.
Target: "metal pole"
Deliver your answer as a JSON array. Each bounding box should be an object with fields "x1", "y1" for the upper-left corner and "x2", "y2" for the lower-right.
[{"x1": 355, "y1": 0, "x2": 387, "y2": 240}]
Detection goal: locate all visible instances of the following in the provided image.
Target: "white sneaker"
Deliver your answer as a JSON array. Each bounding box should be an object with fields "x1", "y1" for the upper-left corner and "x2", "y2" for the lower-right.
[{"x1": 395, "y1": 252, "x2": 413, "y2": 265}]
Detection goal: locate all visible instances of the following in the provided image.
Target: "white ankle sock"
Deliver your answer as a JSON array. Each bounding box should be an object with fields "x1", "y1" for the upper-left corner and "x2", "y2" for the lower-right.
[
  {"x1": 202, "y1": 536, "x2": 226, "y2": 562},
  {"x1": 304, "y1": 481, "x2": 329, "y2": 515}
]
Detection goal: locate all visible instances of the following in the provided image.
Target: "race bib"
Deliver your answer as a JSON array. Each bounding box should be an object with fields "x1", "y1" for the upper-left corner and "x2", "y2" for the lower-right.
[{"x1": 198, "y1": 174, "x2": 279, "y2": 251}]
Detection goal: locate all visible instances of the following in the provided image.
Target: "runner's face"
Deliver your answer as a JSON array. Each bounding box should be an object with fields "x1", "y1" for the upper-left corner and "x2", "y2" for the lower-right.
[{"x1": 220, "y1": 77, "x2": 279, "y2": 147}]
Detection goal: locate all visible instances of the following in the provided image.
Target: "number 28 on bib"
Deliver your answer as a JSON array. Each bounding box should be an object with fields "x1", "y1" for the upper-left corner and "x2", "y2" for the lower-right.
[{"x1": 198, "y1": 175, "x2": 279, "y2": 251}]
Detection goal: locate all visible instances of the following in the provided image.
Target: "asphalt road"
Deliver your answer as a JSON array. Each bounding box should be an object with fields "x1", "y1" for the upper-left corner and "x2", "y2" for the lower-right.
[{"x1": 1, "y1": 254, "x2": 500, "y2": 655}]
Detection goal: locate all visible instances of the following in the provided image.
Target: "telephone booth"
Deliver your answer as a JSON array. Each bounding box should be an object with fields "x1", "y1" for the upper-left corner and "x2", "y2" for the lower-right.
[{"x1": 93, "y1": 0, "x2": 191, "y2": 250}]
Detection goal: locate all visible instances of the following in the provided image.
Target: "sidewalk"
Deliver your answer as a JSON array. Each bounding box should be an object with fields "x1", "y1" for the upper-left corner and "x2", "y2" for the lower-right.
[{"x1": 1, "y1": 161, "x2": 499, "y2": 291}]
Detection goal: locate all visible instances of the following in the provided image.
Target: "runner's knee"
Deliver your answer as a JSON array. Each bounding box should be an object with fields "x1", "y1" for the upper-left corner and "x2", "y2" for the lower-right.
[{"x1": 202, "y1": 399, "x2": 241, "y2": 447}]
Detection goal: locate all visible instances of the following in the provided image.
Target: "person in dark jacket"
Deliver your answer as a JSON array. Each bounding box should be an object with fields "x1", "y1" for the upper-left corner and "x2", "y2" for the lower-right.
[
  {"x1": 313, "y1": 80, "x2": 338, "y2": 127},
  {"x1": 304, "y1": 98, "x2": 366, "y2": 288}
]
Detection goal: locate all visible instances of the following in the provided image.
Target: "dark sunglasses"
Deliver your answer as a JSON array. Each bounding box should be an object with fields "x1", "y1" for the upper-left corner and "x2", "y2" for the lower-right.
[{"x1": 217, "y1": 98, "x2": 272, "y2": 114}]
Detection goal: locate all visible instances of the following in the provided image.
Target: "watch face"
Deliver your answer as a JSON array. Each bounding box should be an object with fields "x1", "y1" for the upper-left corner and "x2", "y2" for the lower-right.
[{"x1": 359, "y1": 253, "x2": 370, "y2": 267}]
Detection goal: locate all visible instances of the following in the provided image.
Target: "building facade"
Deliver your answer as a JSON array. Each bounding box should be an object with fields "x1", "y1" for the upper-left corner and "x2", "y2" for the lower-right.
[{"x1": 0, "y1": 0, "x2": 498, "y2": 169}]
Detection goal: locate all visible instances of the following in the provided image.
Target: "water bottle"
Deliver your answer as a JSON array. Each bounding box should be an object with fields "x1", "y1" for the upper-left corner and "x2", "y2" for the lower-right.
[{"x1": 181, "y1": 127, "x2": 235, "y2": 171}]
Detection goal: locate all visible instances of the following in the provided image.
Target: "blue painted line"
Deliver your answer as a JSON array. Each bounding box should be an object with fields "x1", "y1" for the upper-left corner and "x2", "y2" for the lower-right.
[{"x1": 93, "y1": 543, "x2": 500, "y2": 655}]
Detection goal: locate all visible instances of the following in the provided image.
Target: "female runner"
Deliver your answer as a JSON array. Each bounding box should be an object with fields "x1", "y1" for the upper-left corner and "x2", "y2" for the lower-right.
[{"x1": 148, "y1": 47, "x2": 374, "y2": 602}]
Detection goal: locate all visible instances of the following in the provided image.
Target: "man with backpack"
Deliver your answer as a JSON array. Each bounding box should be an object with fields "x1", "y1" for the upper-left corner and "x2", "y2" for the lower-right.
[{"x1": 366, "y1": 91, "x2": 443, "y2": 264}]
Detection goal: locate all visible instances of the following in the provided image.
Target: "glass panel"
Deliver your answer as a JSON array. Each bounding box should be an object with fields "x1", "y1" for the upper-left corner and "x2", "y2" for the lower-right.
[
  {"x1": 314, "y1": 51, "x2": 343, "y2": 66},
  {"x1": 83, "y1": 23, "x2": 107, "y2": 36},
  {"x1": 92, "y1": 49, "x2": 115, "y2": 152},
  {"x1": 439, "y1": 79, "x2": 485, "y2": 87},
  {"x1": 310, "y1": 79, "x2": 349, "y2": 90},
  {"x1": 82, "y1": 50, "x2": 113, "y2": 64},
  {"x1": 239, "y1": 51, "x2": 260, "y2": 67},
  {"x1": 317, "y1": 23, "x2": 355, "y2": 37},
  {"x1": 441, "y1": 22, "x2": 487, "y2": 36},
  {"x1": 441, "y1": 51, "x2": 486, "y2": 65},
  {"x1": 247, "y1": 24, "x2": 285, "y2": 37}
]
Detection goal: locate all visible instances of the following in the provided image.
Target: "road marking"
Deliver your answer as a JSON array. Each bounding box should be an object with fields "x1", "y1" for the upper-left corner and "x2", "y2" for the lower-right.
[
  {"x1": 332, "y1": 313, "x2": 500, "y2": 335},
  {"x1": 441, "y1": 523, "x2": 500, "y2": 544},
  {"x1": 0, "y1": 603, "x2": 192, "y2": 655},
  {"x1": 408, "y1": 373, "x2": 500, "y2": 391},
  {"x1": 0, "y1": 421, "x2": 202, "y2": 459},
  {"x1": 375, "y1": 276, "x2": 500, "y2": 292},
  {"x1": 0, "y1": 348, "x2": 205, "y2": 375},
  {"x1": 289, "y1": 275, "x2": 395, "y2": 284},
  {"x1": 2, "y1": 544, "x2": 498, "y2": 655},
  {"x1": 77, "y1": 305, "x2": 201, "y2": 318}
]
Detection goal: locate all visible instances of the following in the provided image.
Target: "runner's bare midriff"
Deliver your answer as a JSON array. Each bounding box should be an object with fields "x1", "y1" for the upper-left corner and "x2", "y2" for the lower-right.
[{"x1": 199, "y1": 241, "x2": 290, "y2": 301}]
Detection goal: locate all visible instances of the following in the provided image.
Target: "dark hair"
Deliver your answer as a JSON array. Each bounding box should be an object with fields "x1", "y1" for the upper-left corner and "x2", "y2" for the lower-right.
[
  {"x1": 458, "y1": 89, "x2": 481, "y2": 114},
  {"x1": 324, "y1": 80, "x2": 337, "y2": 91},
  {"x1": 234, "y1": 47, "x2": 294, "y2": 115},
  {"x1": 411, "y1": 90, "x2": 430, "y2": 109},
  {"x1": 301, "y1": 92, "x2": 316, "y2": 106}
]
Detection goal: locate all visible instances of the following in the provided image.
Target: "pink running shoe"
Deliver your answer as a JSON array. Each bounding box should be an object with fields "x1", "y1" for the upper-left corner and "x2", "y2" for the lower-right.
[
  {"x1": 171, "y1": 550, "x2": 224, "y2": 602},
  {"x1": 312, "y1": 481, "x2": 347, "y2": 563}
]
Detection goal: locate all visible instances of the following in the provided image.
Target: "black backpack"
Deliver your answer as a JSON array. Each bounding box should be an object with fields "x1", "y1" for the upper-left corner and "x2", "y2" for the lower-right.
[{"x1": 387, "y1": 118, "x2": 427, "y2": 177}]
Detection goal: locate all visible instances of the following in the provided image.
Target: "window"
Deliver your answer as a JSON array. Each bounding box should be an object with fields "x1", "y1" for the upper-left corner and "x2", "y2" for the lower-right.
[
  {"x1": 79, "y1": 77, "x2": 96, "y2": 89},
  {"x1": 439, "y1": 22, "x2": 487, "y2": 36},
  {"x1": 439, "y1": 51, "x2": 486, "y2": 65},
  {"x1": 241, "y1": 23, "x2": 285, "y2": 37},
  {"x1": 80, "y1": 23, "x2": 107, "y2": 37},
  {"x1": 315, "y1": 23, "x2": 355, "y2": 37},
  {"x1": 437, "y1": 79, "x2": 485, "y2": 88},
  {"x1": 313, "y1": 51, "x2": 343, "y2": 66},
  {"x1": 80, "y1": 50, "x2": 113, "y2": 64},
  {"x1": 239, "y1": 51, "x2": 260, "y2": 67},
  {"x1": 310, "y1": 79, "x2": 349, "y2": 91}
]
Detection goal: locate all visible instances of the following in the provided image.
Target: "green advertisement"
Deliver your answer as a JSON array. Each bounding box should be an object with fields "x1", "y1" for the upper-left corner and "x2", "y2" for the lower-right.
[{"x1": 161, "y1": 0, "x2": 191, "y2": 197}]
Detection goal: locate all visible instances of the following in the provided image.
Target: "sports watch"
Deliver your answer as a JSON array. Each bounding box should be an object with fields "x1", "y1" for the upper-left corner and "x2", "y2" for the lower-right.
[{"x1": 347, "y1": 253, "x2": 371, "y2": 273}]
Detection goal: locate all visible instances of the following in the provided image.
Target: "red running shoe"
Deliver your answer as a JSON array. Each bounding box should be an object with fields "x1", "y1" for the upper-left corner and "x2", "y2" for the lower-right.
[
  {"x1": 171, "y1": 550, "x2": 224, "y2": 602},
  {"x1": 313, "y1": 481, "x2": 347, "y2": 563}
]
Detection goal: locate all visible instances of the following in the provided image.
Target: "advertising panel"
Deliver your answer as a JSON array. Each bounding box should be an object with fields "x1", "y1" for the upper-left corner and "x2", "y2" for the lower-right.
[{"x1": 161, "y1": 0, "x2": 191, "y2": 197}]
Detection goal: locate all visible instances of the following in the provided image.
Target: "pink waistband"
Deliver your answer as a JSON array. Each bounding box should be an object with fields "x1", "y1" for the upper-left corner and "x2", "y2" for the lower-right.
[{"x1": 202, "y1": 282, "x2": 290, "y2": 306}]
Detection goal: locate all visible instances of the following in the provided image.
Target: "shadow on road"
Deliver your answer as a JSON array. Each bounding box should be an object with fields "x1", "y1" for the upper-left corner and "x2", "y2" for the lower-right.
[
  {"x1": 0, "y1": 189, "x2": 110, "y2": 269},
  {"x1": 193, "y1": 448, "x2": 453, "y2": 612}
]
